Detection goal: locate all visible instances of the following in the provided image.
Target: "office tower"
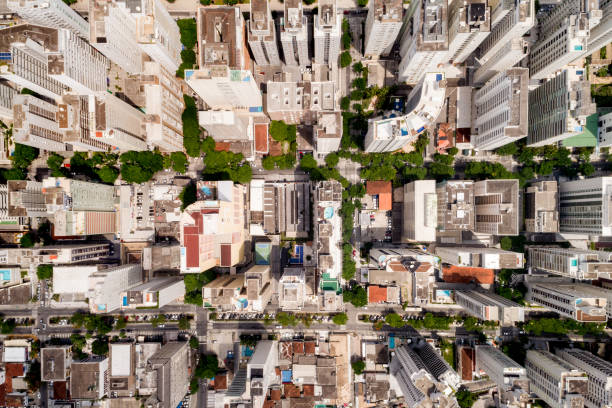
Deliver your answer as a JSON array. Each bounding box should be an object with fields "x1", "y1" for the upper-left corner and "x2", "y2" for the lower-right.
[
  {"x1": 133, "y1": 0, "x2": 182, "y2": 72},
  {"x1": 124, "y1": 60, "x2": 184, "y2": 152},
  {"x1": 525, "y1": 181, "x2": 559, "y2": 233},
  {"x1": 455, "y1": 290, "x2": 524, "y2": 324},
  {"x1": 584, "y1": 0, "x2": 612, "y2": 55},
  {"x1": 402, "y1": 180, "x2": 437, "y2": 242},
  {"x1": 280, "y1": 0, "x2": 309, "y2": 66},
  {"x1": 526, "y1": 350, "x2": 587, "y2": 408},
  {"x1": 447, "y1": 0, "x2": 491, "y2": 64},
  {"x1": 525, "y1": 280, "x2": 608, "y2": 322},
  {"x1": 147, "y1": 342, "x2": 190, "y2": 408},
  {"x1": 529, "y1": 0, "x2": 601, "y2": 80},
  {"x1": 474, "y1": 37, "x2": 528, "y2": 84},
  {"x1": 398, "y1": 0, "x2": 448, "y2": 85},
  {"x1": 90, "y1": 0, "x2": 143, "y2": 74},
  {"x1": 435, "y1": 246, "x2": 524, "y2": 269},
  {"x1": 0, "y1": 79, "x2": 16, "y2": 120},
  {"x1": 185, "y1": 6, "x2": 262, "y2": 111},
  {"x1": 88, "y1": 264, "x2": 142, "y2": 313},
  {"x1": 472, "y1": 68, "x2": 528, "y2": 150},
  {"x1": 364, "y1": 72, "x2": 446, "y2": 152},
  {"x1": 364, "y1": 0, "x2": 402, "y2": 57},
  {"x1": 314, "y1": 111, "x2": 342, "y2": 155},
  {"x1": 41, "y1": 177, "x2": 117, "y2": 237},
  {"x1": 599, "y1": 111, "x2": 612, "y2": 148},
  {"x1": 59, "y1": 95, "x2": 112, "y2": 151},
  {"x1": 473, "y1": 179, "x2": 519, "y2": 235},
  {"x1": 6, "y1": 0, "x2": 89, "y2": 39},
  {"x1": 436, "y1": 180, "x2": 474, "y2": 232},
  {"x1": 12, "y1": 94, "x2": 67, "y2": 152},
  {"x1": 247, "y1": 341, "x2": 278, "y2": 408},
  {"x1": 527, "y1": 246, "x2": 612, "y2": 279},
  {"x1": 477, "y1": 0, "x2": 534, "y2": 65},
  {"x1": 559, "y1": 177, "x2": 612, "y2": 236},
  {"x1": 180, "y1": 181, "x2": 247, "y2": 273},
  {"x1": 70, "y1": 358, "x2": 110, "y2": 399},
  {"x1": 475, "y1": 345, "x2": 527, "y2": 390},
  {"x1": 528, "y1": 69, "x2": 596, "y2": 146},
  {"x1": 557, "y1": 348, "x2": 612, "y2": 408},
  {"x1": 314, "y1": 0, "x2": 342, "y2": 65},
  {"x1": 248, "y1": 0, "x2": 281, "y2": 66}
]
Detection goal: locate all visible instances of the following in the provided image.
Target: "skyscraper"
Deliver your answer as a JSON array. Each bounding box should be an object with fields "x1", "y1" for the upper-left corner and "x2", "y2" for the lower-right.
[
  {"x1": 6, "y1": 0, "x2": 90, "y2": 39},
  {"x1": 559, "y1": 177, "x2": 612, "y2": 236},
  {"x1": 280, "y1": 0, "x2": 309, "y2": 66},
  {"x1": 475, "y1": 345, "x2": 527, "y2": 390},
  {"x1": 248, "y1": 0, "x2": 281, "y2": 66},
  {"x1": 447, "y1": 0, "x2": 491, "y2": 64},
  {"x1": 363, "y1": 0, "x2": 402, "y2": 57},
  {"x1": 401, "y1": 180, "x2": 437, "y2": 243},
  {"x1": 88, "y1": 264, "x2": 143, "y2": 313},
  {"x1": 314, "y1": 0, "x2": 342, "y2": 66},
  {"x1": 556, "y1": 348, "x2": 612, "y2": 408},
  {"x1": 12, "y1": 94, "x2": 67, "y2": 152}
]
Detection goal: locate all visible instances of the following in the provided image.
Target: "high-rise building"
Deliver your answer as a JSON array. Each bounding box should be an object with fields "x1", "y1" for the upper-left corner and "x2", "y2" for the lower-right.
[
  {"x1": 59, "y1": 95, "x2": 112, "y2": 151},
  {"x1": 266, "y1": 81, "x2": 337, "y2": 125},
  {"x1": 147, "y1": 342, "x2": 190, "y2": 408},
  {"x1": 246, "y1": 341, "x2": 278, "y2": 408},
  {"x1": 436, "y1": 180, "x2": 474, "y2": 232},
  {"x1": 401, "y1": 180, "x2": 437, "y2": 243},
  {"x1": 12, "y1": 94, "x2": 67, "y2": 152},
  {"x1": 528, "y1": 69, "x2": 596, "y2": 146},
  {"x1": 527, "y1": 246, "x2": 612, "y2": 279},
  {"x1": 475, "y1": 345, "x2": 527, "y2": 390},
  {"x1": 473, "y1": 37, "x2": 528, "y2": 84},
  {"x1": 556, "y1": 348, "x2": 612, "y2": 408},
  {"x1": 89, "y1": 0, "x2": 143, "y2": 74},
  {"x1": 473, "y1": 179, "x2": 519, "y2": 235},
  {"x1": 447, "y1": 0, "x2": 491, "y2": 64},
  {"x1": 0, "y1": 82, "x2": 16, "y2": 121},
  {"x1": 280, "y1": 0, "x2": 309, "y2": 66},
  {"x1": 525, "y1": 279, "x2": 609, "y2": 322},
  {"x1": 0, "y1": 184, "x2": 25, "y2": 230},
  {"x1": 248, "y1": 0, "x2": 281, "y2": 66},
  {"x1": 584, "y1": 0, "x2": 612, "y2": 55},
  {"x1": 7, "y1": 180, "x2": 48, "y2": 218},
  {"x1": 435, "y1": 246, "x2": 524, "y2": 269},
  {"x1": 559, "y1": 177, "x2": 612, "y2": 236},
  {"x1": 6, "y1": 0, "x2": 89, "y2": 39},
  {"x1": 88, "y1": 264, "x2": 142, "y2": 313},
  {"x1": 70, "y1": 357, "x2": 110, "y2": 400},
  {"x1": 278, "y1": 268, "x2": 308, "y2": 311},
  {"x1": 455, "y1": 290, "x2": 524, "y2": 324},
  {"x1": 314, "y1": 0, "x2": 342, "y2": 66},
  {"x1": 525, "y1": 181, "x2": 559, "y2": 233},
  {"x1": 472, "y1": 68, "x2": 529, "y2": 150},
  {"x1": 185, "y1": 6, "x2": 262, "y2": 111},
  {"x1": 398, "y1": 0, "x2": 448, "y2": 85},
  {"x1": 314, "y1": 111, "x2": 342, "y2": 155},
  {"x1": 198, "y1": 111, "x2": 251, "y2": 141},
  {"x1": 526, "y1": 350, "x2": 587, "y2": 408},
  {"x1": 363, "y1": 0, "x2": 402, "y2": 57},
  {"x1": 599, "y1": 111, "x2": 612, "y2": 148},
  {"x1": 364, "y1": 72, "x2": 446, "y2": 152},
  {"x1": 529, "y1": 0, "x2": 601, "y2": 80},
  {"x1": 0, "y1": 243, "x2": 110, "y2": 266}
]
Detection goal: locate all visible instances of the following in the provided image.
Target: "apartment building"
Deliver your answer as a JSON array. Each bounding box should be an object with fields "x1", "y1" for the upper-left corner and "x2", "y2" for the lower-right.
[
  {"x1": 525, "y1": 279, "x2": 608, "y2": 322},
  {"x1": 528, "y1": 69, "x2": 596, "y2": 146},
  {"x1": 435, "y1": 246, "x2": 524, "y2": 269},
  {"x1": 472, "y1": 68, "x2": 529, "y2": 150},
  {"x1": 266, "y1": 81, "x2": 336, "y2": 125},
  {"x1": 474, "y1": 37, "x2": 529, "y2": 84},
  {"x1": 557, "y1": 348, "x2": 612, "y2": 408},
  {"x1": 314, "y1": 0, "x2": 341, "y2": 66},
  {"x1": 314, "y1": 111, "x2": 342, "y2": 155},
  {"x1": 527, "y1": 246, "x2": 612, "y2": 279},
  {"x1": 475, "y1": 345, "x2": 527, "y2": 390},
  {"x1": 280, "y1": 0, "x2": 309, "y2": 66},
  {"x1": 473, "y1": 179, "x2": 520, "y2": 235},
  {"x1": 12, "y1": 94, "x2": 66, "y2": 152},
  {"x1": 259, "y1": 181, "x2": 310, "y2": 238},
  {"x1": 398, "y1": 0, "x2": 448, "y2": 85},
  {"x1": 88, "y1": 264, "x2": 143, "y2": 313},
  {"x1": 559, "y1": 177, "x2": 612, "y2": 236},
  {"x1": 59, "y1": 95, "x2": 112, "y2": 151},
  {"x1": 364, "y1": 72, "x2": 446, "y2": 152},
  {"x1": 186, "y1": 6, "x2": 262, "y2": 111},
  {"x1": 0, "y1": 82, "x2": 16, "y2": 121},
  {"x1": 6, "y1": 0, "x2": 89, "y2": 39},
  {"x1": 584, "y1": 0, "x2": 612, "y2": 55},
  {"x1": 525, "y1": 181, "x2": 559, "y2": 233},
  {"x1": 599, "y1": 111, "x2": 612, "y2": 147},
  {"x1": 247, "y1": 341, "x2": 278, "y2": 408},
  {"x1": 0, "y1": 244, "x2": 110, "y2": 267},
  {"x1": 436, "y1": 180, "x2": 474, "y2": 232},
  {"x1": 7, "y1": 180, "x2": 46, "y2": 218},
  {"x1": 363, "y1": 0, "x2": 402, "y2": 57},
  {"x1": 248, "y1": 0, "x2": 281, "y2": 66},
  {"x1": 147, "y1": 342, "x2": 190, "y2": 408},
  {"x1": 278, "y1": 268, "x2": 307, "y2": 311},
  {"x1": 455, "y1": 290, "x2": 524, "y2": 325},
  {"x1": 447, "y1": 0, "x2": 491, "y2": 64},
  {"x1": 526, "y1": 350, "x2": 587, "y2": 408},
  {"x1": 401, "y1": 180, "x2": 437, "y2": 243},
  {"x1": 0, "y1": 184, "x2": 24, "y2": 230},
  {"x1": 70, "y1": 357, "x2": 110, "y2": 400}
]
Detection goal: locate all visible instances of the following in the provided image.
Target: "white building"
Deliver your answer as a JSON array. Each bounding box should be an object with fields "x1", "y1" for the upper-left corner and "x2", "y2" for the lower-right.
[
  {"x1": 455, "y1": 290, "x2": 524, "y2": 325},
  {"x1": 474, "y1": 179, "x2": 520, "y2": 235},
  {"x1": 398, "y1": 0, "x2": 448, "y2": 85},
  {"x1": 557, "y1": 348, "x2": 612, "y2": 408},
  {"x1": 313, "y1": 0, "x2": 342, "y2": 66},
  {"x1": 0, "y1": 82, "x2": 16, "y2": 121},
  {"x1": 527, "y1": 246, "x2": 612, "y2": 280},
  {"x1": 314, "y1": 111, "x2": 342, "y2": 155},
  {"x1": 435, "y1": 246, "x2": 524, "y2": 269},
  {"x1": 121, "y1": 277, "x2": 185, "y2": 309},
  {"x1": 598, "y1": 111, "x2": 612, "y2": 148},
  {"x1": 447, "y1": 0, "x2": 491, "y2": 64},
  {"x1": 559, "y1": 177, "x2": 612, "y2": 236},
  {"x1": 12, "y1": 94, "x2": 67, "y2": 151},
  {"x1": 278, "y1": 268, "x2": 308, "y2": 311},
  {"x1": 364, "y1": 72, "x2": 446, "y2": 152},
  {"x1": 474, "y1": 37, "x2": 529, "y2": 84},
  {"x1": 363, "y1": 0, "x2": 402, "y2": 57},
  {"x1": 584, "y1": 0, "x2": 612, "y2": 55},
  {"x1": 401, "y1": 180, "x2": 437, "y2": 243},
  {"x1": 472, "y1": 68, "x2": 529, "y2": 150},
  {"x1": 198, "y1": 111, "x2": 251, "y2": 141},
  {"x1": 525, "y1": 181, "x2": 559, "y2": 233},
  {"x1": 475, "y1": 345, "x2": 527, "y2": 390},
  {"x1": 280, "y1": 0, "x2": 309, "y2": 66},
  {"x1": 0, "y1": 184, "x2": 24, "y2": 230},
  {"x1": 526, "y1": 350, "x2": 587, "y2": 408},
  {"x1": 88, "y1": 264, "x2": 142, "y2": 313},
  {"x1": 0, "y1": 244, "x2": 110, "y2": 266},
  {"x1": 248, "y1": 0, "x2": 281, "y2": 66},
  {"x1": 246, "y1": 341, "x2": 278, "y2": 408},
  {"x1": 6, "y1": 0, "x2": 90, "y2": 39}
]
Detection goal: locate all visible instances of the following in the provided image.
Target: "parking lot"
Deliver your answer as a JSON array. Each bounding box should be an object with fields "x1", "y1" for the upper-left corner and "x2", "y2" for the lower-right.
[{"x1": 359, "y1": 210, "x2": 393, "y2": 243}]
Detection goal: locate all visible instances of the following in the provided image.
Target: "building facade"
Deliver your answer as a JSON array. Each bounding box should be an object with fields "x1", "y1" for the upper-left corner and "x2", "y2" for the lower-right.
[
  {"x1": 280, "y1": 0, "x2": 309, "y2": 66},
  {"x1": 527, "y1": 246, "x2": 612, "y2": 279},
  {"x1": 248, "y1": 0, "x2": 281, "y2": 66},
  {"x1": 6, "y1": 0, "x2": 90, "y2": 39},
  {"x1": 557, "y1": 348, "x2": 612, "y2": 408},
  {"x1": 473, "y1": 179, "x2": 519, "y2": 235},
  {"x1": 559, "y1": 177, "x2": 612, "y2": 236},
  {"x1": 475, "y1": 345, "x2": 527, "y2": 390},
  {"x1": 401, "y1": 180, "x2": 437, "y2": 243},
  {"x1": 314, "y1": 0, "x2": 342, "y2": 66},
  {"x1": 447, "y1": 0, "x2": 491, "y2": 64},
  {"x1": 455, "y1": 290, "x2": 524, "y2": 325},
  {"x1": 363, "y1": 0, "x2": 402, "y2": 57}
]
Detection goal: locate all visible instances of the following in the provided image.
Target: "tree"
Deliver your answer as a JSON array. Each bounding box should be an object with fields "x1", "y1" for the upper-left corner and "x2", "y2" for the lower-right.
[
  {"x1": 340, "y1": 51, "x2": 352, "y2": 68},
  {"x1": 194, "y1": 354, "x2": 219, "y2": 379},
  {"x1": 340, "y1": 96, "x2": 351, "y2": 111},
  {"x1": 190, "y1": 378, "x2": 200, "y2": 394},
  {"x1": 151, "y1": 315, "x2": 166, "y2": 328},
  {"x1": 456, "y1": 389, "x2": 477, "y2": 408},
  {"x1": 47, "y1": 153, "x2": 65, "y2": 176},
  {"x1": 500, "y1": 236, "x2": 513, "y2": 251},
  {"x1": 184, "y1": 291, "x2": 203, "y2": 306},
  {"x1": 11, "y1": 143, "x2": 39, "y2": 169},
  {"x1": 384, "y1": 313, "x2": 405, "y2": 328},
  {"x1": 189, "y1": 336, "x2": 199, "y2": 349},
  {"x1": 96, "y1": 166, "x2": 119, "y2": 184},
  {"x1": 496, "y1": 143, "x2": 519, "y2": 156},
  {"x1": 357, "y1": 0, "x2": 368, "y2": 6},
  {"x1": 91, "y1": 337, "x2": 109, "y2": 356},
  {"x1": 332, "y1": 313, "x2": 348, "y2": 325},
  {"x1": 182, "y1": 95, "x2": 202, "y2": 157},
  {"x1": 325, "y1": 153, "x2": 339, "y2": 168},
  {"x1": 299, "y1": 154, "x2": 318, "y2": 170},
  {"x1": 36, "y1": 265, "x2": 53, "y2": 280},
  {"x1": 25, "y1": 361, "x2": 41, "y2": 392},
  {"x1": 343, "y1": 285, "x2": 367, "y2": 308},
  {"x1": 351, "y1": 360, "x2": 365, "y2": 375},
  {"x1": 276, "y1": 312, "x2": 297, "y2": 327},
  {"x1": 180, "y1": 182, "x2": 197, "y2": 210},
  {"x1": 0, "y1": 318, "x2": 16, "y2": 334},
  {"x1": 20, "y1": 232, "x2": 36, "y2": 248},
  {"x1": 114, "y1": 317, "x2": 127, "y2": 330},
  {"x1": 170, "y1": 152, "x2": 188, "y2": 173},
  {"x1": 177, "y1": 19, "x2": 197, "y2": 49},
  {"x1": 70, "y1": 333, "x2": 86, "y2": 350},
  {"x1": 178, "y1": 316, "x2": 191, "y2": 330}
]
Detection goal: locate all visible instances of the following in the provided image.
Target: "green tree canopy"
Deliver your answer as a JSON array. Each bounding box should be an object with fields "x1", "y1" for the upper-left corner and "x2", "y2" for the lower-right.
[
  {"x1": 36, "y1": 265, "x2": 53, "y2": 280},
  {"x1": 332, "y1": 313, "x2": 348, "y2": 325},
  {"x1": 351, "y1": 360, "x2": 365, "y2": 375}
]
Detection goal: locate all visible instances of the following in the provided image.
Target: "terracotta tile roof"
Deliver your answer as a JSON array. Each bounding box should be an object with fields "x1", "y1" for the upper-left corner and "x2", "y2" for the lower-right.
[
  {"x1": 214, "y1": 142, "x2": 231, "y2": 151},
  {"x1": 387, "y1": 261, "x2": 408, "y2": 272},
  {"x1": 461, "y1": 347, "x2": 474, "y2": 381},
  {"x1": 442, "y1": 265, "x2": 494, "y2": 285},
  {"x1": 368, "y1": 285, "x2": 387, "y2": 303},
  {"x1": 304, "y1": 342, "x2": 315, "y2": 355},
  {"x1": 214, "y1": 374, "x2": 227, "y2": 390},
  {"x1": 269, "y1": 140, "x2": 283, "y2": 156},
  {"x1": 53, "y1": 381, "x2": 68, "y2": 400},
  {"x1": 302, "y1": 384, "x2": 314, "y2": 396},
  {"x1": 284, "y1": 383, "x2": 301, "y2": 398},
  {"x1": 366, "y1": 181, "x2": 392, "y2": 211},
  {"x1": 255, "y1": 123, "x2": 269, "y2": 153},
  {"x1": 415, "y1": 262, "x2": 432, "y2": 273},
  {"x1": 5, "y1": 363, "x2": 24, "y2": 393},
  {"x1": 293, "y1": 342, "x2": 304, "y2": 355},
  {"x1": 270, "y1": 388, "x2": 281, "y2": 401}
]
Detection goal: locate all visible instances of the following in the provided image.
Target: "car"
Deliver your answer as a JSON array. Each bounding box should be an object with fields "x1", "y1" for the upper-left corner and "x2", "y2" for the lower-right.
[
  {"x1": 275, "y1": 325, "x2": 282, "y2": 329},
  {"x1": 42, "y1": 324, "x2": 46, "y2": 329},
  {"x1": 158, "y1": 324, "x2": 165, "y2": 328}
]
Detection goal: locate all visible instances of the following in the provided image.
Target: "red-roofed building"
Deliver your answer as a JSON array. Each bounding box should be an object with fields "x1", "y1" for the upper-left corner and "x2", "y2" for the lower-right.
[
  {"x1": 460, "y1": 347, "x2": 475, "y2": 381},
  {"x1": 293, "y1": 341, "x2": 304, "y2": 355},
  {"x1": 302, "y1": 384, "x2": 315, "y2": 396},
  {"x1": 254, "y1": 123, "x2": 269, "y2": 154},
  {"x1": 214, "y1": 142, "x2": 231, "y2": 151},
  {"x1": 366, "y1": 181, "x2": 392, "y2": 211},
  {"x1": 53, "y1": 381, "x2": 68, "y2": 400},
  {"x1": 368, "y1": 285, "x2": 388, "y2": 303},
  {"x1": 442, "y1": 265, "x2": 494, "y2": 285}
]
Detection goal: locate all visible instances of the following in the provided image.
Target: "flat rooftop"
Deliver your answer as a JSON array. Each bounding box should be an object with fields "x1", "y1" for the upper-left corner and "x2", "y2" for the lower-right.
[{"x1": 197, "y1": 7, "x2": 239, "y2": 68}]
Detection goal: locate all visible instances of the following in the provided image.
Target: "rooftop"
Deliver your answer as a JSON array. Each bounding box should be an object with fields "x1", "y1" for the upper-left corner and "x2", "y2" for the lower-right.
[{"x1": 197, "y1": 6, "x2": 240, "y2": 68}]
